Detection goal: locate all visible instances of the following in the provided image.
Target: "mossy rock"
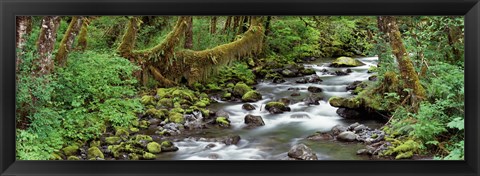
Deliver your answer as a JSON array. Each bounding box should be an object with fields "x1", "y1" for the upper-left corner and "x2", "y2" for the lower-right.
[
  {"x1": 194, "y1": 98, "x2": 210, "y2": 108},
  {"x1": 171, "y1": 89, "x2": 197, "y2": 102},
  {"x1": 395, "y1": 151, "x2": 413, "y2": 159},
  {"x1": 145, "y1": 108, "x2": 165, "y2": 119},
  {"x1": 130, "y1": 127, "x2": 139, "y2": 133},
  {"x1": 50, "y1": 153, "x2": 63, "y2": 160},
  {"x1": 137, "y1": 120, "x2": 150, "y2": 129},
  {"x1": 301, "y1": 68, "x2": 316, "y2": 75},
  {"x1": 147, "y1": 142, "x2": 162, "y2": 154},
  {"x1": 161, "y1": 141, "x2": 174, "y2": 148},
  {"x1": 265, "y1": 102, "x2": 288, "y2": 111},
  {"x1": 171, "y1": 107, "x2": 185, "y2": 114},
  {"x1": 330, "y1": 57, "x2": 365, "y2": 67},
  {"x1": 90, "y1": 141, "x2": 101, "y2": 148},
  {"x1": 105, "y1": 136, "x2": 122, "y2": 145},
  {"x1": 141, "y1": 95, "x2": 155, "y2": 105},
  {"x1": 67, "y1": 156, "x2": 80, "y2": 160},
  {"x1": 215, "y1": 117, "x2": 231, "y2": 128},
  {"x1": 393, "y1": 140, "x2": 419, "y2": 153},
  {"x1": 168, "y1": 112, "x2": 185, "y2": 124},
  {"x1": 133, "y1": 134, "x2": 153, "y2": 144},
  {"x1": 222, "y1": 92, "x2": 232, "y2": 99},
  {"x1": 328, "y1": 96, "x2": 362, "y2": 109},
  {"x1": 115, "y1": 128, "x2": 130, "y2": 138},
  {"x1": 87, "y1": 147, "x2": 104, "y2": 160},
  {"x1": 62, "y1": 145, "x2": 79, "y2": 156},
  {"x1": 143, "y1": 152, "x2": 156, "y2": 160},
  {"x1": 226, "y1": 83, "x2": 235, "y2": 88},
  {"x1": 233, "y1": 82, "x2": 252, "y2": 97},
  {"x1": 241, "y1": 90, "x2": 262, "y2": 102},
  {"x1": 128, "y1": 153, "x2": 140, "y2": 160},
  {"x1": 368, "y1": 66, "x2": 378, "y2": 73},
  {"x1": 108, "y1": 145, "x2": 122, "y2": 158},
  {"x1": 156, "y1": 88, "x2": 171, "y2": 99}
]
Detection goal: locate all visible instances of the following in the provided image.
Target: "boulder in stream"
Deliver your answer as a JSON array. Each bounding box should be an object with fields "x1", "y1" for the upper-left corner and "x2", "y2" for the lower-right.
[
  {"x1": 265, "y1": 101, "x2": 291, "y2": 114},
  {"x1": 244, "y1": 114, "x2": 265, "y2": 128},
  {"x1": 241, "y1": 90, "x2": 262, "y2": 102},
  {"x1": 336, "y1": 131, "x2": 357, "y2": 142},
  {"x1": 307, "y1": 86, "x2": 323, "y2": 93},
  {"x1": 287, "y1": 143, "x2": 318, "y2": 160},
  {"x1": 330, "y1": 56, "x2": 366, "y2": 67},
  {"x1": 223, "y1": 135, "x2": 241, "y2": 145},
  {"x1": 242, "y1": 103, "x2": 256, "y2": 111}
]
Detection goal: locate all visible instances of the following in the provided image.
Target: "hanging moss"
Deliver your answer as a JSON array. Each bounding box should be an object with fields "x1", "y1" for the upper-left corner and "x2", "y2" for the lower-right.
[{"x1": 117, "y1": 16, "x2": 265, "y2": 87}]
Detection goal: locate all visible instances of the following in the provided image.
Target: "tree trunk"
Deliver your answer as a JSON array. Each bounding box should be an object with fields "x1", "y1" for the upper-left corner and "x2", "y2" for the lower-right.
[
  {"x1": 210, "y1": 17, "x2": 217, "y2": 34},
  {"x1": 223, "y1": 16, "x2": 232, "y2": 33},
  {"x1": 76, "y1": 19, "x2": 89, "y2": 51},
  {"x1": 55, "y1": 16, "x2": 84, "y2": 67},
  {"x1": 16, "y1": 16, "x2": 32, "y2": 73},
  {"x1": 36, "y1": 16, "x2": 61, "y2": 76},
  {"x1": 446, "y1": 24, "x2": 462, "y2": 63},
  {"x1": 184, "y1": 17, "x2": 193, "y2": 49},
  {"x1": 377, "y1": 16, "x2": 426, "y2": 105},
  {"x1": 264, "y1": 16, "x2": 272, "y2": 36}
]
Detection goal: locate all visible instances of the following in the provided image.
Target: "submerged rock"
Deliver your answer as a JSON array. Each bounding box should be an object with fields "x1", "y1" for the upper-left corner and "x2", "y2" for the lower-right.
[
  {"x1": 306, "y1": 132, "x2": 333, "y2": 141},
  {"x1": 307, "y1": 86, "x2": 323, "y2": 93},
  {"x1": 304, "y1": 95, "x2": 322, "y2": 105},
  {"x1": 287, "y1": 143, "x2": 318, "y2": 160},
  {"x1": 242, "y1": 103, "x2": 256, "y2": 111},
  {"x1": 223, "y1": 135, "x2": 241, "y2": 145},
  {"x1": 295, "y1": 75, "x2": 322, "y2": 84},
  {"x1": 330, "y1": 56, "x2": 365, "y2": 67}
]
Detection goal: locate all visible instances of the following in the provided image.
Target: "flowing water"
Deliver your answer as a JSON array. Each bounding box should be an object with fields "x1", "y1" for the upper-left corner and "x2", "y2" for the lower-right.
[{"x1": 157, "y1": 57, "x2": 382, "y2": 160}]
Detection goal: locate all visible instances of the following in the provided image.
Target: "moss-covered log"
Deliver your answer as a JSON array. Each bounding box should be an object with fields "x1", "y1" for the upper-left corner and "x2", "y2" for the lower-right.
[
  {"x1": 174, "y1": 16, "x2": 265, "y2": 84},
  {"x1": 117, "y1": 16, "x2": 265, "y2": 87},
  {"x1": 55, "y1": 16, "x2": 84, "y2": 67},
  {"x1": 377, "y1": 16, "x2": 426, "y2": 105}
]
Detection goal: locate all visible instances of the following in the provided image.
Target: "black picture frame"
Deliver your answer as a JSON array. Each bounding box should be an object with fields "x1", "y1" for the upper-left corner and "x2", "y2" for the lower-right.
[{"x1": 1, "y1": 0, "x2": 479, "y2": 176}]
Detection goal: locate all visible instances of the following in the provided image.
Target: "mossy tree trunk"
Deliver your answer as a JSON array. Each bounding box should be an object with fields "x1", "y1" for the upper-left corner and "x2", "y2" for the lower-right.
[
  {"x1": 76, "y1": 18, "x2": 89, "y2": 51},
  {"x1": 210, "y1": 17, "x2": 217, "y2": 34},
  {"x1": 184, "y1": 17, "x2": 193, "y2": 49},
  {"x1": 117, "y1": 16, "x2": 265, "y2": 87},
  {"x1": 377, "y1": 16, "x2": 426, "y2": 108},
  {"x1": 55, "y1": 16, "x2": 84, "y2": 67},
  {"x1": 445, "y1": 18, "x2": 463, "y2": 63},
  {"x1": 16, "y1": 16, "x2": 32, "y2": 73},
  {"x1": 36, "y1": 16, "x2": 61, "y2": 76}
]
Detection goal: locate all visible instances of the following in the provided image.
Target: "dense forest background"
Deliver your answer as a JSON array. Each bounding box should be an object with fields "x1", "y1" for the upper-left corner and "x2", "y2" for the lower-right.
[{"x1": 15, "y1": 16, "x2": 464, "y2": 160}]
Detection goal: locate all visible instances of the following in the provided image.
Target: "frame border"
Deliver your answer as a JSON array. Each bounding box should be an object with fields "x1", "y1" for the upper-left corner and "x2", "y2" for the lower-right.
[{"x1": 1, "y1": 0, "x2": 479, "y2": 176}]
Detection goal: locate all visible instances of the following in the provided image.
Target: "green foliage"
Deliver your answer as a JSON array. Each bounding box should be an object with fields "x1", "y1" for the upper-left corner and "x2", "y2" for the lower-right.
[
  {"x1": 267, "y1": 17, "x2": 320, "y2": 59},
  {"x1": 210, "y1": 62, "x2": 256, "y2": 86}
]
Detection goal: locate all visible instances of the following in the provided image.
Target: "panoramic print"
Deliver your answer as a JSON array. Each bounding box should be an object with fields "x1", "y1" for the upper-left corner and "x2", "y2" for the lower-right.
[{"x1": 15, "y1": 16, "x2": 464, "y2": 160}]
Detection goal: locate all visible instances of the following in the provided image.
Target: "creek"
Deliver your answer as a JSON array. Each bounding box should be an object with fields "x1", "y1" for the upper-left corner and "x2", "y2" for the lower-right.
[{"x1": 155, "y1": 57, "x2": 382, "y2": 160}]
